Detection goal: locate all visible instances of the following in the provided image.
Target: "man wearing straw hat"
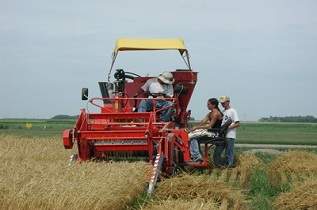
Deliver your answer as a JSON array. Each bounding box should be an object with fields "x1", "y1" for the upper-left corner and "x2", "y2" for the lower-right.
[
  {"x1": 213, "y1": 96, "x2": 240, "y2": 167},
  {"x1": 137, "y1": 72, "x2": 174, "y2": 122}
]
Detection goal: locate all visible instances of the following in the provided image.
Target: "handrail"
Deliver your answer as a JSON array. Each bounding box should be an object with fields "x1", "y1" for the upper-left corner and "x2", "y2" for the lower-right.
[{"x1": 88, "y1": 97, "x2": 176, "y2": 109}]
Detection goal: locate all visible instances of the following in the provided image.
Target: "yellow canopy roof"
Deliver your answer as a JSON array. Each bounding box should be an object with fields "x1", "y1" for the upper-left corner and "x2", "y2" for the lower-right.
[{"x1": 114, "y1": 38, "x2": 187, "y2": 54}]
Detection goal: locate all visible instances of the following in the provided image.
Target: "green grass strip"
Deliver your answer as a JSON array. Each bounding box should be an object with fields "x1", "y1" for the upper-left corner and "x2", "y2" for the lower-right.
[{"x1": 248, "y1": 168, "x2": 290, "y2": 210}]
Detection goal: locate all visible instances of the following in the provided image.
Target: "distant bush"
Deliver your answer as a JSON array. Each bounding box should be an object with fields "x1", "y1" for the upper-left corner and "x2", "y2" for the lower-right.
[
  {"x1": 0, "y1": 124, "x2": 9, "y2": 129},
  {"x1": 259, "y1": 115, "x2": 317, "y2": 123}
]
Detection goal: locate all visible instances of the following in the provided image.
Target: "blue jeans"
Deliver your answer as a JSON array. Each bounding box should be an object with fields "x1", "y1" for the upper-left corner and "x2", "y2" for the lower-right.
[
  {"x1": 190, "y1": 138, "x2": 202, "y2": 160},
  {"x1": 138, "y1": 99, "x2": 173, "y2": 122},
  {"x1": 213, "y1": 138, "x2": 235, "y2": 167}
]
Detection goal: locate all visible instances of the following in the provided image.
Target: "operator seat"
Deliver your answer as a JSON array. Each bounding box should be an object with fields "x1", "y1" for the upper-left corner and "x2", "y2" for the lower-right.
[{"x1": 198, "y1": 118, "x2": 233, "y2": 146}]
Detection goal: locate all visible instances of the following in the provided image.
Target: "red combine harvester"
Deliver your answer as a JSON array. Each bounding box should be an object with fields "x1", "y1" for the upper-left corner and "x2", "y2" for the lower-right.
[{"x1": 62, "y1": 39, "x2": 223, "y2": 193}]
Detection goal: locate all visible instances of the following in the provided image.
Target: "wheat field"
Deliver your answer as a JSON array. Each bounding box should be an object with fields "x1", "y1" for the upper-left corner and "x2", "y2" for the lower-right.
[
  {"x1": 151, "y1": 174, "x2": 247, "y2": 210},
  {"x1": 267, "y1": 151, "x2": 317, "y2": 187},
  {"x1": 0, "y1": 135, "x2": 150, "y2": 210},
  {"x1": 2, "y1": 134, "x2": 317, "y2": 210},
  {"x1": 273, "y1": 177, "x2": 317, "y2": 210}
]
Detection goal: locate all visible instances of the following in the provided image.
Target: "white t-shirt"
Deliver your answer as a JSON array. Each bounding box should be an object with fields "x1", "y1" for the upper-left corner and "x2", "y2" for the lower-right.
[
  {"x1": 222, "y1": 108, "x2": 239, "y2": 139},
  {"x1": 141, "y1": 78, "x2": 173, "y2": 97}
]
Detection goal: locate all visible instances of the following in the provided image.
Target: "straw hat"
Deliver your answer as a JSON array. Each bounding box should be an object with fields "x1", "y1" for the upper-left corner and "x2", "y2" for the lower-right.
[
  {"x1": 158, "y1": 72, "x2": 174, "y2": 84},
  {"x1": 219, "y1": 96, "x2": 230, "y2": 103}
]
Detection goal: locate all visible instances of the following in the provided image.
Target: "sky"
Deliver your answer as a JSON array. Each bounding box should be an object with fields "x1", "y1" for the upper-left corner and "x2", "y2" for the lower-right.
[{"x1": 0, "y1": 0, "x2": 316, "y2": 121}]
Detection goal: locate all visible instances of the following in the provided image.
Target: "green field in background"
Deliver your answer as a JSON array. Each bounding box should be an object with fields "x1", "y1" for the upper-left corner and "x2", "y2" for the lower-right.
[
  {"x1": 0, "y1": 119, "x2": 317, "y2": 145},
  {"x1": 237, "y1": 122, "x2": 317, "y2": 145},
  {"x1": 0, "y1": 119, "x2": 74, "y2": 137}
]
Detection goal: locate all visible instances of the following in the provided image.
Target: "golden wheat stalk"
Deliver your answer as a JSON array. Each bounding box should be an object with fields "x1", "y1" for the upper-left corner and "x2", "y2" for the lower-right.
[
  {"x1": 268, "y1": 151, "x2": 317, "y2": 187},
  {"x1": 0, "y1": 135, "x2": 150, "y2": 210},
  {"x1": 273, "y1": 177, "x2": 317, "y2": 210}
]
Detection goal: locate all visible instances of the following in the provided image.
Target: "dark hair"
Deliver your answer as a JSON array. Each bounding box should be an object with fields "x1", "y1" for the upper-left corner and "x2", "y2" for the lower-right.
[
  {"x1": 208, "y1": 98, "x2": 219, "y2": 106},
  {"x1": 208, "y1": 98, "x2": 223, "y2": 116}
]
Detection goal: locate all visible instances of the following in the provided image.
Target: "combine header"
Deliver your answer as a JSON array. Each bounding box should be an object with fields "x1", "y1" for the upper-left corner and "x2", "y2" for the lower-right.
[{"x1": 62, "y1": 38, "x2": 225, "y2": 193}]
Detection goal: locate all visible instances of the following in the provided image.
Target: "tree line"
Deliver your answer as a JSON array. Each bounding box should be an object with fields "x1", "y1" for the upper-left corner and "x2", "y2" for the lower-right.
[
  {"x1": 259, "y1": 115, "x2": 317, "y2": 123},
  {"x1": 51, "y1": 115, "x2": 78, "y2": 120}
]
